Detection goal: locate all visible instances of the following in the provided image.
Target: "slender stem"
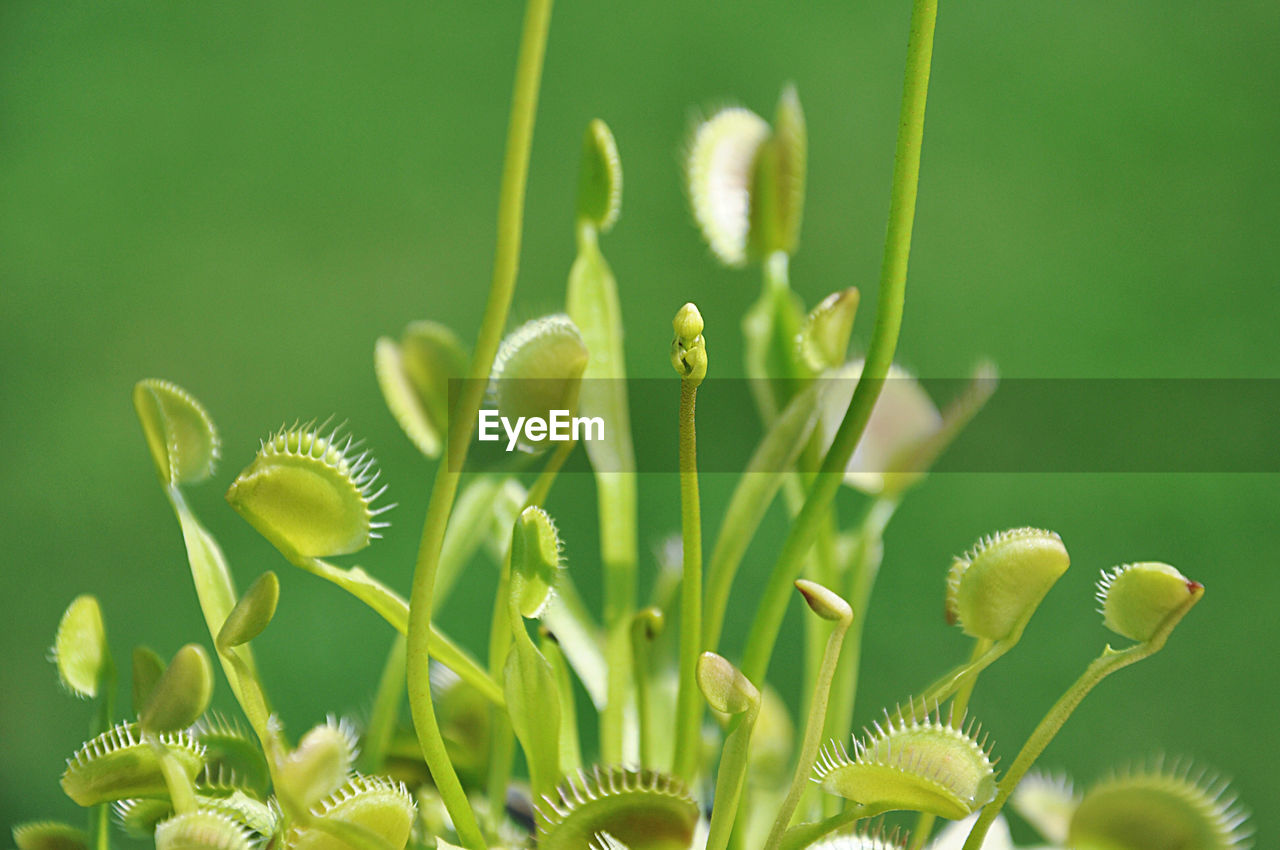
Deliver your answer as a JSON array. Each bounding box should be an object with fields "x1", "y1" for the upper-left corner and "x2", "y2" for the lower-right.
[
  {"x1": 739, "y1": 0, "x2": 940, "y2": 685},
  {"x1": 673, "y1": 379, "x2": 704, "y2": 781},
  {"x1": 704, "y1": 706, "x2": 760, "y2": 850},
  {"x1": 542, "y1": 632, "x2": 582, "y2": 775},
  {"x1": 765, "y1": 609, "x2": 852, "y2": 850},
  {"x1": 630, "y1": 612, "x2": 658, "y2": 767},
  {"x1": 405, "y1": 0, "x2": 553, "y2": 845}
]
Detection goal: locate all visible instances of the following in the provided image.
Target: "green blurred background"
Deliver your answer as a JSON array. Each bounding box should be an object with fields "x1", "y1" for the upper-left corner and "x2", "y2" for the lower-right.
[{"x1": 3, "y1": 0, "x2": 1277, "y2": 842}]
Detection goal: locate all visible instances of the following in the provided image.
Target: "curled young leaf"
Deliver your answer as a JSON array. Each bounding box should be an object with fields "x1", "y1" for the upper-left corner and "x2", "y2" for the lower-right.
[
  {"x1": 696, "y1": 652, "x2": 759, "y2": 717},
  {"x1": 133, "y1": 380, "x2": 220, "y2": 486},
  {"x1": 53, "y1": 594, "x2": 108, "y2": 699},
  {"x1": 1097, "y1": 562, "x2": 1204, "y2": 643},
  {"x1": 141, "y1": 644, "x2": 214, "y2": 734},
  {"x1": 796, "y1": 579, "x2": 853, "y2": 623},
  {"x1": 226, "y1": 423, "x2": 391, "y2": 559},
  {"x1": 216, "y1": 571, "x2": 279, "y2": 650},
  {"x1": 945, "y1": 528, "x2": 1070, "y2": 642}
]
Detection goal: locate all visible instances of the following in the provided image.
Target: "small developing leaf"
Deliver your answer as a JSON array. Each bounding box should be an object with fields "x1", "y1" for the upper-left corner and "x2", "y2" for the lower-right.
[
  {"x1": 489, "y1": 315, "x2": 590, "y2": 451},
  {"x1": 535, "y1": 767, "x2": 699, "y2": 850},
  {"x1": 510, "y1": 506, "x2": 564, "y2": 619},
  {"x1": 275, "y1": 717, "x2": 359, "y2": 812},
  {"x1": 795, "y1": 579, "x2": 853, "y2": 623},
  {"x1": 577, "y1": 119, "x2": 623, "y2": 233},
  {"x1": 1097, "y1": 562, "x2": 1205, "y2": 643},
  {"x1": 1068, "y1": 759, "x2": 1251, "y2": 850},
  {"x1": 216, "y1": 571, "x2": 279, "y2": 650},
  {"x1": 945, "y1": 528, "x2": 1070, "y2": 642},
  {"x1": 748, "y1": 84, "x2": 807, "y2": 259},
  {"x1": 686, "y1": 107, "x2": 771, "y2": 267},
  {"x1": 798, "y1": 288, "x2": 860, "y2": 373},
  {"x1": 141, "y1": 644, "x2": 214, "y2": 734},
  {"x1": 226, "y1": 423, "x2": 391, "y2": 559},
  {"x1": 53, "y1": 595, "x2": 108, "y2": 699},
  {"x1": 12, "y1": 822, "x2": 89, "y2": 850},
  {"x1": 696, "y1": 652, "x2": 759, "y2": 717},
  {"x1": 814, "y1": 704, "x2": 996, "y2": 819},
  {"x1": 283, "y1": 775, "x2": 416, "y2": 850},
  {"x1": 154, "y1": 810, "x2": 254, "y2": 850},
  {"x1": 132, "y1": 646, "x2": 167, "y2": 716},
  {"x1": 61, "y1": 722, "x2": 205, "y2": 806},
  {"x1": 374, "y1": 321, "x2": 467, "y2": 459},
  {"x1": 134, "y1": 380, "x2": 220, "y2": 486}
]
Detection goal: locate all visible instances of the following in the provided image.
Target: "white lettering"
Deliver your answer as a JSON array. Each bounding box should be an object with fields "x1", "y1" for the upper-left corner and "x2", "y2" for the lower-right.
[
  {"x1": 478, "y1": 409, "x2": 499, "y2": 441},
  {"x1": 477, "y1": 409, "x2": 606, "y2": 452}
]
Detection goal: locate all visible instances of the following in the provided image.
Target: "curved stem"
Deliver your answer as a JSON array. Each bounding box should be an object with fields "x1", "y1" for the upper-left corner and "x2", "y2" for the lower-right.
[
  {"x1": 673, "y1": 379, "x2": 704, "y2": 781},
  {"x1": 765, "y1": 610, "x2": 851, "y2": 850},
  {"x1": 739, "y1": 0, "x2": 940, "y2": 685},
  {"x1": 405, "y1": 0, "x2": 553, "y2": 846}
]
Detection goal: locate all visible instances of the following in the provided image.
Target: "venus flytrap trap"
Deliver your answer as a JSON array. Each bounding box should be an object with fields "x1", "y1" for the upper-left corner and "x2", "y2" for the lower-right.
[{"x1": 20, "y1": 1, "x2": 1255, "y2": 849}]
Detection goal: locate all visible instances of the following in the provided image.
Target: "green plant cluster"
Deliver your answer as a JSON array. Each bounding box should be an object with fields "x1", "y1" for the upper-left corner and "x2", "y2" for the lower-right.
[{"x1": 13, "y1": 2, "x2": 1252, "y2": 850}]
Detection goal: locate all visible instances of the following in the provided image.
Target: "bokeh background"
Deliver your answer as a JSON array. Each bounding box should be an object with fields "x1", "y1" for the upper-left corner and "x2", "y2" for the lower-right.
[{"x1": 3, "y1": 0, "x2": 1277, "y2": 843}]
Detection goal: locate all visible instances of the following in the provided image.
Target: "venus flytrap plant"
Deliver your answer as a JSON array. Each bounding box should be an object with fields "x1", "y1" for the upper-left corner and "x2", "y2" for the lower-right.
[{"x1": 23, "y1": 3, "x2": 1258, "y2": 849}]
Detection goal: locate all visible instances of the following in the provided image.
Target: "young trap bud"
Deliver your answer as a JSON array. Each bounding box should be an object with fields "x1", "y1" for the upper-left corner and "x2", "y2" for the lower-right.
[
  {"x1": 686, "y1": 86, "x2": 806, "y2": 266},
  {"x1": 798, "y1": 288, "x2": 860, "y2": 373},
  {"x1": 140, "y1": 644, "x2": 214, "y2": 734},
  {"x1": 134, "y1": 380, "x2": 220, "y2": 487},
  {"x1": 374, "y1": 321, "x2": 467, "y2": 459},
  {"x1": 1097, "y1": 562, "x2": 1205, "y2": 643},
  {"x1": 61, "y1": 722, "x2": 205, "y2": 807},
  {"x1": 12, "y1": 822, "x2": 89, "y2": 850},
  {"x1": 283, "y1": 775, "x2": 416, "y2": 850},
  {"x1": 796, "y1": 578, "x2": 853, "y2": 623},
  {"x1": 814, "y1": 703, "x2": 996, "y2": 820},
  {"x1": 216, "y1": 571, "x2": 279, "y2": 650},
  {"x1": 489, "y1": 314, "x2": 590, "y2": 449},
  {"x1": 226, "y1": 423, "x2": 391, "y2": 559},
  {"x1": 275, "y1": 717, "x2": 359, "y2": 812},
  {"x1": 670, "y1": 303, "x2": 707, "y2": 385},
  {"x1": 1068, "y1": 759, "x2": 1252, "y2": 850},
  {"x1": 945, "y1": 528, "x2": 1070, "y2": 642},
  {"x1": 578, "y1": 119, "x2": 623, "y2": 233},
  {"x1": 52, "y1": 595, "x2": 108, "y2": 699},
  {"x1": 154, "y1": 810, "x2": 254, "y2": 850},
  {"x1": 535, "y1": 767, "x2": 700, "y2": 850},
  {"x1": 696, "y1": 651, "x2": 760, "y2": 716}
]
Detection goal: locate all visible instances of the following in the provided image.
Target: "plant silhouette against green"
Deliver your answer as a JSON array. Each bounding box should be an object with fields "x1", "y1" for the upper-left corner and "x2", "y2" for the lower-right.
[{"x1": 17, "y1": 2, "x2": 1252, "y2": 850}]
